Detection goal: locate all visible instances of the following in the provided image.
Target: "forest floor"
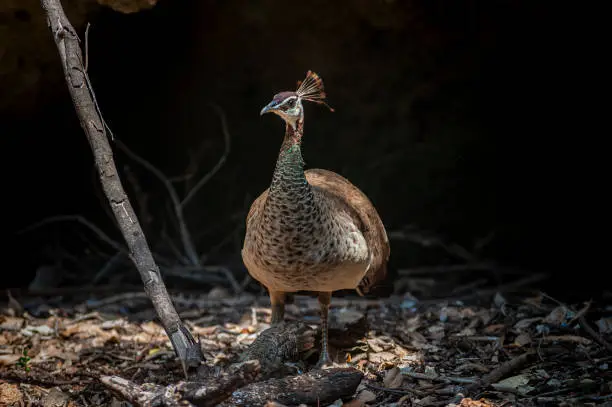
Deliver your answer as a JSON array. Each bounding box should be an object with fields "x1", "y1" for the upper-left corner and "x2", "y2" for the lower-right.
[{"x1": 1, "y1": 285, "x2": 611, "y2": 407}]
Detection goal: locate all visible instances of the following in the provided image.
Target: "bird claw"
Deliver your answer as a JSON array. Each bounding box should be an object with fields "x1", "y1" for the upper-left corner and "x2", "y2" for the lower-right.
[{"x1": 314, "y1": 354, "x2": 335, "y2": 370}]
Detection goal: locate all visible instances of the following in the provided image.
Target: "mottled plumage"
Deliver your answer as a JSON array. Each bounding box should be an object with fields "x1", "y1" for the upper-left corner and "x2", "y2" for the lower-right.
[{"x1": 242, "y1": 71, "x2": 390, "y2": 367}]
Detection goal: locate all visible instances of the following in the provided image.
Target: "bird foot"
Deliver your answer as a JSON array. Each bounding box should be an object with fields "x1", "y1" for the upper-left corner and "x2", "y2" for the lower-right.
[{"x1": 314, "y1": 353, "x2": 335, "y2": 370}]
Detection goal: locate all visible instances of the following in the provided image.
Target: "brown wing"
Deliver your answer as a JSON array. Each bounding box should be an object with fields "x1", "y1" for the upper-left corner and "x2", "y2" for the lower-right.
[{"x1": 305, "y1": 169, "x2": 390, "y2": 295}]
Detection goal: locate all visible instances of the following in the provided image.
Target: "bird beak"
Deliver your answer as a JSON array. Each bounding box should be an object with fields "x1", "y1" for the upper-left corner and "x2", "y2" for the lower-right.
[{"x1": 260, "y1": 101, "x2": 276, "y2": 116}]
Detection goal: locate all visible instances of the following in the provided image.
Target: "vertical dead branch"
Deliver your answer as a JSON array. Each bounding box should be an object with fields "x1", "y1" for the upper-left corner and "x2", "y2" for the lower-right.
[
  {"x1": 115, "y1": 139, "x2": 200, "y2": 265},
  {"x1": 39, "y1": 0, "x2": 203, "y2": 376},
  {"x1": 180, "y1": 103, "x2": 232, "y2": 208}
]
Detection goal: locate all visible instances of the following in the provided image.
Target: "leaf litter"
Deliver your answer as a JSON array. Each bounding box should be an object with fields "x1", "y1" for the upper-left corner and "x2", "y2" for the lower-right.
[{"x1": 1, "y1": 289, "x2": 611, "y2": 406}]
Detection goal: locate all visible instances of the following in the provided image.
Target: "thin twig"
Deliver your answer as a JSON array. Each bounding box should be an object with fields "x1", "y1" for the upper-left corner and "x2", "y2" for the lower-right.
[
  {"x1": 161, "y1": 229, "x2": 190, "y2": 265},
  {"x1": 539, "y1": 334, "x2": 592, "y2": 346},
  {"x1": 5, "y1": 285, "x2": 146, "y2": 297},
  {"x1": 365, "y1": 383, "x2": 426, "y2": 397},
  {"x1": 78, "y1": 22, "x2": 114, "y2": 141},
  {"x1": 93, "y1": 251, "x2": 126, "y2": 284},
  {"x1": 116, "y1": 140, "x2": 200, "y2": 266},
  {"x1": 398, "y1": 263, "x2": 495, "y2": 276},
  {"x1": 568, "y1": 300, "x2": 591, "y2": 325},
  {"x1": 18, "y1": 215, "x2": 126, "y2": 254},
  {"x1": 540, "y1": 294, "x2": 612, "y2": 352},
  {"x1": 181, "y1": 103, "x2": 232, "y2": 208},
  {"x1": 401, "y1": 370, "x2": 476, "y2": 385},
  {"x1": 84, "y1": 22, "x2": 90, "y2": 72},
  {"x1": 448, "y1": 273, "x2": 548, "y2": 303},
  {"x1": 387, "y1": 228, "x2": 476, "y2": 261},
  {"x1": 468, "y1": 350, "x2": 535, "y2": 391},
  {"x1": 163, "y1": 265, "x2": 241, "y2": 294},
  {"x1": 161, "y1": 267, "x2": 233, "y2": 287},
  {"x1": 579, "y1": 314, "x2": 612, "y2": 352}
]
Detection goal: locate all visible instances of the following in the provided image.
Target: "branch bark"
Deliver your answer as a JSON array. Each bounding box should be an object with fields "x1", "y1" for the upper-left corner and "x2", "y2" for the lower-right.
[{"x1": 40, "y1": 0, "x2": 203, "y2": 376}]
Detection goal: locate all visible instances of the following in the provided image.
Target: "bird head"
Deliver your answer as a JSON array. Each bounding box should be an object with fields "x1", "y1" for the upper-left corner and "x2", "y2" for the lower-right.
[{"x1": 260, "y1": 70, "x2": 334, "y2": 130}]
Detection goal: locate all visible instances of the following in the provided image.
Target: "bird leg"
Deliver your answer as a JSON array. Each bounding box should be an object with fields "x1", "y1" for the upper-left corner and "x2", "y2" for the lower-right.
[
  {"x1": 315, "y1": 291, "x2": 333, "y2": 368},
  {"x1": 269, "y1": 290, "x2": 286, "y2": 325}
]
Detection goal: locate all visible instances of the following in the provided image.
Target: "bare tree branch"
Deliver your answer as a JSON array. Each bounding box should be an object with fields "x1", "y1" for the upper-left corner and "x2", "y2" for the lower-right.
[
  {"x1": 19, "y1": 214, "x2": 126, "y2": 254},
  {"x1": 398, "y1": 262, "x2": 495, "y2": 276},
  {"x1": 39, "y1": 0, "x2": 203, "y2": 376},
  {"x1": 114, "y1": 103, "x2": 230, "y2": 266},
  {"x1": 388, "y1": 227, "x2": 476, "y2": 261},
  {"x1": 163, "y1": 264, "x2": 241, "y2": 294},
  {"x1": 115, "y1": 140, "x2": 200, "y2": 266},
  {"x1": 181, "y1": 103, "x2": 232, "y2": 208}
]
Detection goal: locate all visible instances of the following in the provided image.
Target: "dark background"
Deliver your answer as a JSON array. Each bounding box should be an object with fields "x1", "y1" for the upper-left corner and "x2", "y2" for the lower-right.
[{"x1": 0, "y1": 1, "x2": 592, "y2": 302}]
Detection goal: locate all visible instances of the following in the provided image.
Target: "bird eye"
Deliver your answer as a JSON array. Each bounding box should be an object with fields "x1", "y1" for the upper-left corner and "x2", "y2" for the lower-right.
[{"x1": 285, "y1": 98, "x2": 296, "y2": 108}]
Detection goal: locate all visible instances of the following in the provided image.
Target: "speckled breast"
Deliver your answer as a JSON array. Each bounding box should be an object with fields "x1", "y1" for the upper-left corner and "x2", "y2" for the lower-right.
[{"x1": 242, "y1": 207, "x2": 370, "y2": 292}]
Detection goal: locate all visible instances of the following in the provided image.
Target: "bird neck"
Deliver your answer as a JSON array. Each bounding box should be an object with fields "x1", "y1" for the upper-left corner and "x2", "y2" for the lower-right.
[{"x1": 266, "y1": 118, "x2": 313, "y2": 208}]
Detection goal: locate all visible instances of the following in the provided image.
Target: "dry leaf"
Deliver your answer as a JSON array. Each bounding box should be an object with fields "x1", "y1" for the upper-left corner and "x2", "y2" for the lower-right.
[
  {"x1": 0, "y1": 353, "x2": 21, "y2": 365},
  {"x1": 513, "y1": 317, "x2": 542, "y2": 330},
  {"x1": 383, "y1": 366, "x2": 403, "y2": 388},
  {"x1": 0, "y1": 316, "x2": 24, "y2": 331},
  {"x1": 513, "y1": 333, "x2": 531, "y2": 347},
  {"x1": 101, "y1": 319, "x2": 128, "y2": 330},
  {"x1": 456, "y1": 327, "x2": 477, "y2": 336},
  {"x1": 369, "y1": 351, "x2": 397, "y2": 364},
  {"x1": 21, "y1": 324, "x2": 55, "y2": 337},
  {"x1": 492, "y1": 374, "x2": 535, "y2": 395},
  {"x1": 357, "y1": 389, "x2": 377, "y2": 403},
  {"x1": 544, "y1": 306, "x2": 569, "y2": 327},
  {"x1": 459, "y1": 398, "x2": 496, "y2": 406},
  {"x1": 140, "y1": 321, "x2": 164, "y2": 335},
  {"x1": 0, "y1": 383, "x2": 23, "y2": 404}
]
